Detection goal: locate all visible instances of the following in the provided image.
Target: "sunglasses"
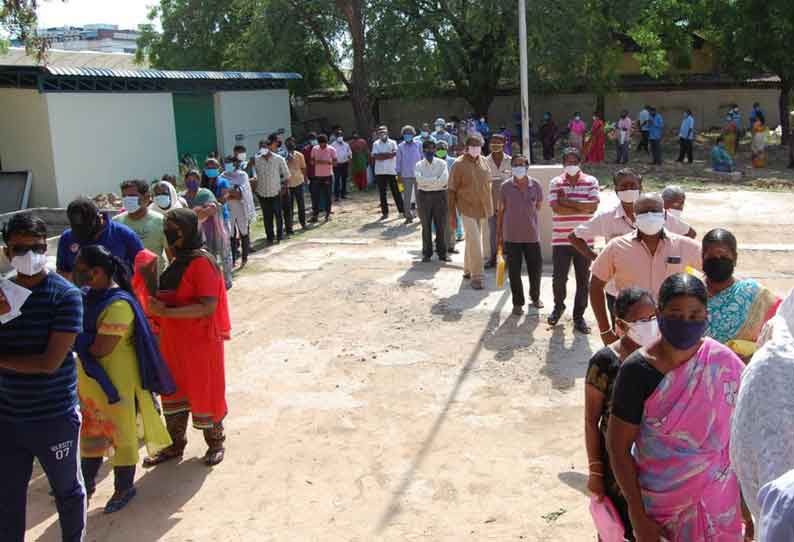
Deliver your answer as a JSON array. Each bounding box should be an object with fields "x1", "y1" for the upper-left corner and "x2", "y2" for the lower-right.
[{"x1": 8, "y1": 243, "x2": 47, "y2": 255}]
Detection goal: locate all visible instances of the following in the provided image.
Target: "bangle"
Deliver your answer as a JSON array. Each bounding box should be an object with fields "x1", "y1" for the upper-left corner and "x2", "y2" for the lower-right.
[
  {"x1": 588, "y1": 460, "x2": 604, "y2": 466},
  {"x1": 589, "y1": 471, "x2": 605, "y2": 477},
  {"x1": 599, "y1": 329, "x2": 613, "y2": 336}
]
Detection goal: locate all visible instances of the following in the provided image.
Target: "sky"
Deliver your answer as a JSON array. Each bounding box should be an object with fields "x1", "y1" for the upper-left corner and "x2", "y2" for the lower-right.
[{"x1": 36, "y1": 0, "x2": 155, "y2": 30}]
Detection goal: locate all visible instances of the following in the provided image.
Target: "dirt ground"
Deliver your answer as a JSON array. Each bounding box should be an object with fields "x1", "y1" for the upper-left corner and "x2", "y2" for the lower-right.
[{"x1": 25, "y1": 185, "x2": 794, "y2": 542}]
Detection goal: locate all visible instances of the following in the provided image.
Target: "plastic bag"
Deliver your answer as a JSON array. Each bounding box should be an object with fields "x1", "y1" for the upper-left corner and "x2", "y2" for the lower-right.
[
  {"x1": 496, "y1": 248, "x2": 506, "y2": 288},
  {"x1": 589, "y1": 496, "x2": 625, "y2": 542}
]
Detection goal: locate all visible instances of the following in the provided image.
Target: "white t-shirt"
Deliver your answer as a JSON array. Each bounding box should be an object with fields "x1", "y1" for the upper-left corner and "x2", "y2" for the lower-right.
[{"x1": 372, "y1": 138, "x2": 398, "y2": 175}]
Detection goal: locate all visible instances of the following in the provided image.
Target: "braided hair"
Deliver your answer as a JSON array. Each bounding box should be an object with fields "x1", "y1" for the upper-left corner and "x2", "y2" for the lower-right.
[{"x1": 76, "y1": 245, "x2": 133, "y2": 294}]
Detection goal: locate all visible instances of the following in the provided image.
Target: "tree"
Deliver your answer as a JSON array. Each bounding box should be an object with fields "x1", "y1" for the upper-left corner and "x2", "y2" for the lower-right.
[{"x1": 1, "y1": 0, "x2": 55, "y2": 59}]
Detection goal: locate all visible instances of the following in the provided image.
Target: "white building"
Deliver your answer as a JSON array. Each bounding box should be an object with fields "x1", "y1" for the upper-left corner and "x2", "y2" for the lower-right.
[
  {"x1": 26, "y1": 25, "x2": 142, "y2": 54},
  {"x1": 0, "y1": 64, "x2": 300, "y2": 207}
]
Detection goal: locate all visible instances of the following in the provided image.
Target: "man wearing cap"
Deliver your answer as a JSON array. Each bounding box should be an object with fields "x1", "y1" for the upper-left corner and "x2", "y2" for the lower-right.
[
  {"x1": 57, "y1": 197, "x2": 143, "y2": 283},
  {"x1": 547, "y1": 147, "x2": 599, "y2": 333},
  {"x1": 484, "y1": 133, "x2": 512, "y2": 268},
  {"x1": 448, "y1": 134, "x2": 493, "y2": 290},
  {"x1": 396, "y1": 125, "x2": 423, "y2": 224}
]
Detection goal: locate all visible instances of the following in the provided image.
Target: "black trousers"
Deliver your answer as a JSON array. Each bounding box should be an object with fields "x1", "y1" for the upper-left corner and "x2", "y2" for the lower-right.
[
  {"x1": 376, "y1": 174, "x2": 405, "y2": 216},
  {"x1": 308, "y1": 176, "x2": 319, "y2": 214},
  {"x1": 542, "y1": 142, "x2": 554, "y2": 160},
  {"x1": 505, "y1": 241, "x2": 542, "y2": 307},
  {"x1": 637, "y1": 130, "x2": 649, "y2": 153},
  {"x1": 650, "y1": 138, "x2": 662, "y2": 164},
  {"x1": 333, "y1": 163, "x2": 349, "y2": 199},
  {"x1": 285, "y1": 184, "x2": 306, "y2": 231},
  {"x1": 677, "y1": 138, "x2": 693, "y2": 163},
  {"x1": 552, "y1": 245, "x2": 591, "y2": 319},
  {"x1": 417, "y1": 190, "x2": 448, "y2": 257},
  {"x1": 258, "y1": 194, "x2": 283, "y2": 242},
  {"x1": 313, "y1": 176, "x2": 333, "y2": 218}
]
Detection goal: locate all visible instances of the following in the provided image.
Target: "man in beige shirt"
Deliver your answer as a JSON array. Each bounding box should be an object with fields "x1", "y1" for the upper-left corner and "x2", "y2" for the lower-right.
[
  {"x1": 284, "y1": 136, "x2": 308, "y2": 232},
  {"x1": 484, "y1": 133, "x2": 512, "y2": 268},
  {"x1": 590, "y1": 193, "x2": 701, "y2": 345},
  {"x1": 448, "y1": 134, "x2": 493, "y2": 289}
]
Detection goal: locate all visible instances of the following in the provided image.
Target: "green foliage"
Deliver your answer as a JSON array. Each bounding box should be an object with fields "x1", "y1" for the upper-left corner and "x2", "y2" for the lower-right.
[{"x1": 1, "y1": 0, "x2": 53, "y2": 59}]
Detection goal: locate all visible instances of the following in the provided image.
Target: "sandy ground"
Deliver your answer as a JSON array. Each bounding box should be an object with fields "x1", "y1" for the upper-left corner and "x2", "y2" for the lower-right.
[{"x1": 25, "y1": 188, "x2": 794, "y2": 542}]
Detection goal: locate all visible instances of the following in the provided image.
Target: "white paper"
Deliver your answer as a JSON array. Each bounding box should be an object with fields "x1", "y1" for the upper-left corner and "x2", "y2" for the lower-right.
[{"x1": 0, "y1": 278, "x2": 32, "y2": 324}]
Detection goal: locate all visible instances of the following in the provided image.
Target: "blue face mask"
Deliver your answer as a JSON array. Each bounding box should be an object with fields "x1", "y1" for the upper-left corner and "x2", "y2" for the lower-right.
[
  {"x1": 155, "y1": 194, "x2": 171, "y2": 209},
  {"x1": 658, "y1": 315, "x2": 708, "y2": 350},
  {"x1": 224, "y1": 163, "x2": 236, "y2": 173},
  {"x1": 205, "y1": 168, "x2": 220, "y2": 178},
  {"x1": 403, "y1": 134, "x2": 414, "y2": 142},
  {"x1": 424, "y1": 151, "x2": 435, "y2": 161}
]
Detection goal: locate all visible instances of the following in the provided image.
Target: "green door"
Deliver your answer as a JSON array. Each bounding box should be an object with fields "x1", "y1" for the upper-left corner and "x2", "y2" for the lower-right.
[{"x1": 172, "y1": 93, "x2": 218, "y2": 168}]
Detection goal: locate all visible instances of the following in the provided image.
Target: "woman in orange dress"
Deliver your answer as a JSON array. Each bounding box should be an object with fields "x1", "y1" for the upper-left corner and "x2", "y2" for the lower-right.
[
  {"x1": 585, "y1": 112, "x2": 606, "y2": 164},
  {"x1": 144, "y1": 208, "x2": 231, "y2": 467}
]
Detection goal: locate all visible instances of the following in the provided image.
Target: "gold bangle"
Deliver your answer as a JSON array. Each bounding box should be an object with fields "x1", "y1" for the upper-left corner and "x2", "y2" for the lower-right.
[
  {"x1": 589, "y1": 460, "x2": 604, "y2": 466},
  {"x1": 589, "y1": 471, "x2": 605, "y2": 477}
]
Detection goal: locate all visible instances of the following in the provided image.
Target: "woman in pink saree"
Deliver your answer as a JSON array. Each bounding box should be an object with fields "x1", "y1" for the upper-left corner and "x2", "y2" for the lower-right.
[{"x1": 607, "y1": 273, "x2": 745, "y2": 542}]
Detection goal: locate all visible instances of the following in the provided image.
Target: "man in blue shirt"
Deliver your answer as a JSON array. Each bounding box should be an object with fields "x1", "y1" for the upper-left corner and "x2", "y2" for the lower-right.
[
  {"x1": 648, "y1": 107, "x2": 664, "y2": 165},
  {"x1": 396, "y1": 125, "x2": 423, "y2": 224},
  {"x1": 0, "y1": 213, "x2": 86, "y2": 542},
  {"x1": 636, "y1": 105, "x2": 651, "y2": 153},
  {"x1": 57, "y1": 197, "x2": 143, "y2": 282},
  {"x1": 676, "y1": 109, "x2": 695, "y2": 164}
]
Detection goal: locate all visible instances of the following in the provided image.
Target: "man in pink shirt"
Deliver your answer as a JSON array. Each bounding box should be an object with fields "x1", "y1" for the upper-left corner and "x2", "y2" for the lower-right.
[{"x1": 310, "y1": 134, "x2": 337, "y2": 222}]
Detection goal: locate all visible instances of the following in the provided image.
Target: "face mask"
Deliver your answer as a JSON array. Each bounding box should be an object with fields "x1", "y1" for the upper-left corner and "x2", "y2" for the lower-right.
[
  {"x1": 575, "y1": 116, "x2": 581, "y2": 121},
  {"x1": 435, "y1": 125, "x2": 444, "y2": 132},
  {"x1": 467, "y1": 146, "x2": 481, "y2": 158},
  {"x1": 403, "y1": 134, "x2": 414, "y2": 142},
  {"x1": 617, "y1": 189, "x2": 640, "y2": 204},
  {"x1": 624, "y1": 318, "x2": 660, "y2": 348},
  {"x1": 512, "y1": 166, "x2": 528, "y2": 178},
  {"x1": 658, "y1": 315, "x2": 708, "y2": 350},
  {"x1": 420, "y1": 131, "x2": 429, "y2": 138},
  {"x1": 703, "y1": 256, "x2": 735, "y2": 282},
  {"x1": 186, "y1": 179, "x2": 199, "y2": 191},
  {"x1": 310, "y1": 139, "x2": 319, "y2": 146},
  {"x1": 236, "y1": 152, "x2": 247, "y2": 162},
  {"x1": 73, "y1": 268, "x2": 93, "y2": 288},
  {"x1": 379, "y1": 135, "x2": 388, "y2": 142},
  {"x1": 436, "y1": 149, "x2": 448, "y2": 158},
  {"x1": 164, "y1": 228, "x2": 180, "y2": 246},
  {"x1": 667, "y1": 208, "x2": 683, "y2": 218},
  {"x1": 11, "y1": 251, "x2": 47, "y2": 276},
  {"x1": 563, "y1": 165, "x2": 580, "y2": 177},
  {"x1": 224, "y1": 163, "x2": 236, "y2": 173},
  {"x1": 155, "y1": 194, "x2": 171, "y2": 209},
  {"x1": 423, "y1": 151, "x2": 435, "y2": 161},
  {"x1": 122, "y1": 196, "x2": 141, "y2": 214},
  {"x1": 336, "y1": 136, "x2": 344, "y2": 143},
  {"x1": 490, "y1": 144, "x2": 504, "y2": 153},
  {"x1": 635, "y1": 211, "x2": 665, "y2": 236},
  {"x1": 205, "y1": 168, "x2": 219, "y2": 178},
  {"x1": 259, "y1": 148, "x2": 271, "y2": 157}
]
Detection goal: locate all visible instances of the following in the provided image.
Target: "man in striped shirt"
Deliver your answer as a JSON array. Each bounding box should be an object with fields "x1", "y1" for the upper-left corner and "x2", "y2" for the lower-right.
[{"x1": 547, "y1": 147, "x2": 599, "y2": 333}]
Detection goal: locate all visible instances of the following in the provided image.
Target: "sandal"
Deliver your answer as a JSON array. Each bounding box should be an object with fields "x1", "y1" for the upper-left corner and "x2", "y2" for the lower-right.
[
  {"x1": 104, "y1": 487, "x2": 137, "y2": 514},
  {"x1": 204, "y1": 448, "x2": 225, "y2": 467},
  {"x1": 142, "y1": 448, "x2": 182, "y2": 468}
]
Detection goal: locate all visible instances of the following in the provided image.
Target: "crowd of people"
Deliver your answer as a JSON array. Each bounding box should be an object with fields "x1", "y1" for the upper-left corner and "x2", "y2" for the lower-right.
[{"x1": 1, "y1": 108, "x2": 793, "y2": 542}]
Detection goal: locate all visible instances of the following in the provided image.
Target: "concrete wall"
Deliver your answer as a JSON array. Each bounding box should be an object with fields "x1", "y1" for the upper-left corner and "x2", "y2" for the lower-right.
[
  {"x1": 0, "y1": 89, "x2": 59, "y2": 207},
  {"x1": 214, "y1": 89, "x2": 292, "y2": 157},
  {"x1": 46, "y1": 92, "x2": 179, "y2": 205},
  {"x1": 302, "y1": 87, "x2": 781, "y2": 137}
]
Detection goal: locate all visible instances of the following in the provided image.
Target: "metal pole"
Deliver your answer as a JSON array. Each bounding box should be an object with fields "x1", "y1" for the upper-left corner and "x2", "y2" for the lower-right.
[{"x1": 518, "y1": 0, "x2": 531, "y2": 162}]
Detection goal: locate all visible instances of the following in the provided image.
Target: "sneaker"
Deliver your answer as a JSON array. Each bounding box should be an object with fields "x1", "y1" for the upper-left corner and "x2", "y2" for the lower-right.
[{"x1": 547, "y1": 307, "x2": 564, "y2": 326}]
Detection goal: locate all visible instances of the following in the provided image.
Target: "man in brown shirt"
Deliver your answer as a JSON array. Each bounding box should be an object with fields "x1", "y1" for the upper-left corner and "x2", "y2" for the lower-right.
[{"x1": 448, "y1": 134, "x2": 493, "y2": 289}]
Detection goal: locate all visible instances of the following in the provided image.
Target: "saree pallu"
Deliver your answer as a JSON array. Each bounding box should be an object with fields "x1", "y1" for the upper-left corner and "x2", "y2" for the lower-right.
[
  {"x1": 707, "y1": 279, "x2": 781, "y2": 346},
  {"x1": 636, "y1": 338, "x2": 744, "y2": 541}
]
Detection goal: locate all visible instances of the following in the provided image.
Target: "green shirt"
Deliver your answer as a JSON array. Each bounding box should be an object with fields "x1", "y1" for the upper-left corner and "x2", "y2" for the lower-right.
[{"x1": 113, "y1": 208, "x2": 168, "y2": 273}]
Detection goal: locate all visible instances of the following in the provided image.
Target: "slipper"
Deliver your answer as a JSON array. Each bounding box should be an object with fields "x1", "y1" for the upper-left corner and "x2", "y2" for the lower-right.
[
  {"x1": 204, "y1": 448, "x2": 225, "y2": 467},
  {"x1": 104, "y1": 487, "x2": 137, "y2": 514}
]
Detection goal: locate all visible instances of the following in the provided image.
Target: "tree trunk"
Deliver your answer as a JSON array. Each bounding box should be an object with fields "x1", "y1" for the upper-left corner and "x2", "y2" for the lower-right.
[
  {"x1": 779, "y1": 80, "x2": 791, "y2": 146},
  {"x1": 466, "y1": 93, "x2": 495, "y2": 119},
  {"x1": 338, "y1": 0, "x2": 374, "y2": 136},
  {"x1": 596, "y1": 94, "x2": 606, "y2": 118}
]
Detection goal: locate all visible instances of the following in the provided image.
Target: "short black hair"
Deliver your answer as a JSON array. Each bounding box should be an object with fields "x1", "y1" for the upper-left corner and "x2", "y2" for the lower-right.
[
  {"x1": 615, "y1": 287, "x2": 654, "y2": 320},
  {"x1": 233, "y1": 144, "x2": 246, "y2": 153},
  {"x1": 224, "y1": 155, "x2": 236, "y2": 163},
  {"x1": 267, "y1": 133, "x2": 280, "y2": 145},
  {"x1": 317, "y1": 133, "x2": 328, "y2": 143},
  {"x1": 2, "y1": 213, "x2": 47, "y2": 243},
  {"x1": 614, "y1": 168, "x2": 641, "y2": 186},
  {"x1": 702, "y1": 228, "x2": 737, "y2": 258},
  {"x1": 422, "y1": 139, "x2": 436, "y2": 150},
  {"x1": 120, "y1": 179, "x2": 150, "y2": 196},
  {"x1": 658, "y1": 273, "x2": 708, "y2": 311},
  {"x1": 67, "y1": 197, "x2": 100, "y2": 223}
]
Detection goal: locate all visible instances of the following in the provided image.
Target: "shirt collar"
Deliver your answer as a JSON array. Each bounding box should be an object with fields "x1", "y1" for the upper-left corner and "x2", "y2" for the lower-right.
[{"x1": 633, "y1": 228, "x2": 667, "y2": 241}]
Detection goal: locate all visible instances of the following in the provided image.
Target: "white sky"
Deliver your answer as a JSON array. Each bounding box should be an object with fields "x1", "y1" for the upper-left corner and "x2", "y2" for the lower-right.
[{"x1": 36, "y1": 0, "x2": 155, "y2": 30}]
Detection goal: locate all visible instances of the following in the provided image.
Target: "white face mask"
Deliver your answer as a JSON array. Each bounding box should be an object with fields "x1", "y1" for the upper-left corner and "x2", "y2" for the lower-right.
[
  {"x1": 635, "y1": 211, "x2": 666, "y2": 236},
  {"x1": 379, "y1": 134, "x2": 388, "y2": 142},
  {"x1": 122, "y1": 196, "x2": 141, "y2": 214},
  {"x1": 337, "y1": 136, "x2": 344, "y2": 143},
  {"x1": 155, "y1": 194, "x2": 171, "y2": 209},
  {"x1": 667, "y1": 208, "x2": 683, "y2": 218},
  {"x1": 467, "y1": 146, "x2": 482, "y2": 158},
  {"x1": 259, "y1": 148, "x2": 270, "y2": 156},
  {"x1": 11, "y1": 251, "x2": 48, "y2": 276},
  {"x1": 563, "y1": 165, "x2": 580, "y2": 177},
  {"x1": 236, "y1": 152, "x2": 247, "y2": 162},
  {"x1": 512, "y1": 166, "x2": 528, "y2": 179},
  {"x1": 617, "y1": 189, "x2": 640, "y2": 204},
  {"x1": 625, "y1": 318, "x2": 660, "y2": 348}
]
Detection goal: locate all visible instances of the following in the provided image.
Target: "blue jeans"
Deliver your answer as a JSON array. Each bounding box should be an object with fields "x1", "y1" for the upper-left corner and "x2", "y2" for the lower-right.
[{"x1": 0, "y1": 408, "x2": 86, "y2": 542}]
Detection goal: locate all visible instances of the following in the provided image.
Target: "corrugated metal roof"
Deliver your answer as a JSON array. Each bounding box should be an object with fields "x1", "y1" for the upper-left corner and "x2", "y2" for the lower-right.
[
  {"x1": 45, "y1": 66, "x2": 301, "y2": 80},
  {"x1": 0, "y1": 47, "x2": 144, "y2": 70}
]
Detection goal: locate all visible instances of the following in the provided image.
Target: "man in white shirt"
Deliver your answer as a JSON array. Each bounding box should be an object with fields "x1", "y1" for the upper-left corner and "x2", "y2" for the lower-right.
[
  {"x1": 331, "y1": 130, "x2": 352, "y2": 202},
  {"x1": 483, "y1": 133, "x2": 512, "y2": 267},
  {"x1": 637, "y1": 105, "x2": 650, "y2": 154},
  {"x1": 371, "y1": 125, "x2": 404, "y2": 220},
  {"x1": 415, "y1": 139, "x2": 450, "y2": 262},
  {"x1": 252, "y1": 134, "x2": 291, "y2": 244}
]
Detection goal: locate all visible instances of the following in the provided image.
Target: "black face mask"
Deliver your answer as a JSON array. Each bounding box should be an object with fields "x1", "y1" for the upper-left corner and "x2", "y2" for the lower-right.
[
  {"x1": 703, "y1": 256, "x2": 735, "y2": 282},
  {"x1": 165, "y1": 229, "x2": 181, "y2": 247}
]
